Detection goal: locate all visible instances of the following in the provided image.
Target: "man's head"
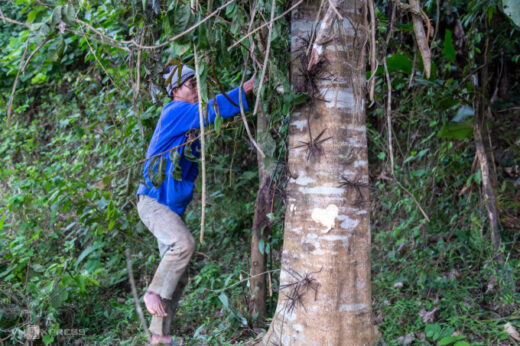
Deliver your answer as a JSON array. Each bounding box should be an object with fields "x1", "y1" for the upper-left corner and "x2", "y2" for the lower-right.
[{"x1": 163, "y1": 64, "x2": 198, "y2": 103}]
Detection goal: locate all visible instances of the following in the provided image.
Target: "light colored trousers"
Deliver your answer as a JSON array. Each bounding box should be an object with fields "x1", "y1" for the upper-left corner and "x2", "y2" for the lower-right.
[{"x1": 137, "y1": 195, "x2": 196, "y2": 336}]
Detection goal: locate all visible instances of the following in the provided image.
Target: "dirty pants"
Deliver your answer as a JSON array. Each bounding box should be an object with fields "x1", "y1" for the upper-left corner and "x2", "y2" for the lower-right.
[{"x1": 137, "y1": 195, "x2": 195, "y2": 336}]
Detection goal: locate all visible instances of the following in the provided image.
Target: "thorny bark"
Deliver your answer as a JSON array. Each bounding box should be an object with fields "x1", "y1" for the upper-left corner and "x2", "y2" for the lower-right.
[{"x1": 261, "y1": 0, "x2": 373, "y2": 344}]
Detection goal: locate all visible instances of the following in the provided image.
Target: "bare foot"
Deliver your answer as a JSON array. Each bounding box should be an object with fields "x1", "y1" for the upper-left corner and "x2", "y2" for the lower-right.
[
  {"x1": 143, "y1": 291, "x2": 167, "y2": 317},
  {"x1": 150, "y1": 334, "x2": 176, "y2": 345}
]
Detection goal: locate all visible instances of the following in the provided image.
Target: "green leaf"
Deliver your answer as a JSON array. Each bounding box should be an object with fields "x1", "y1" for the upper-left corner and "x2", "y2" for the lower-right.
[
  {"x1": 39, "y1": 23, "x2": 50, "y2": 36},
  {"x1": 444, "y1": 29, "x2": 456, "y2": 62},
  {"x1": 51, "y1": 35, "x2": 65, "y2": 62},
  {"x1": 183, "y1": 143, "x2": 199, "y2": 163},
  {"x1": 503, "y1": 0, "x2": 520, "y2": 27},
  {"x1": 453, "y1": 342, "x2": 470, "y2": 346},
  {"x1": 218, "y1": 292, "x2": 229, "y2": 309},
  {"x1": 42, "y1": 335, "x2": 54, "y2": 344},
  {"x1": 49, "y1": 6, "x2": 62, "y2": 26},
  {"x1": 438, "y1": 120, "x2": 473, "y2": 139},
  {"x1": 27, "y1": 10, "x2": 41, "y2": 23},
  {"x1": 148, "y1": 156, "x2": 167, "y2": 188},
  {"x1": 425, "y1": 324, "x2": 442, "y2": 341},
  {"x1": 75, "y1": 242, "x2": 105, "y2": 269},
  {"x1": 257, "y1": 131, "x2": 276, "y2": 158},
  {"x1": 386, "y1": 54, "x2": 413, "y2": 74},
  {"x1": 63, "y1": 5, "x2": 75, "y2": 24},
  {"x1": 439, "y1": 335, "x2": 466, "y2": 345},
  {"x1": 258, "y1": 238, "x2": 265, "y2": 255},
  {"x1": 214, "y1": 114, "x2": 222, "y2": 135},
  {"x1": 169, "y1": 151, "x2": 182, "y2": 181},
  {"x1": 172, "y1": 4, "x2": 192, "y2": 37}
]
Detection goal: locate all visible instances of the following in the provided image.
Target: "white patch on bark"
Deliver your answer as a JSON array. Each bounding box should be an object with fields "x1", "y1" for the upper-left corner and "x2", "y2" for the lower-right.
[
  {"x1": 339, "y1": 303, "x2": 369, "y2": 312},
  {"x1": 311, "y1": 204, "x2": 338, "y2": 233},
  {"x1": 342, "y1": 169, "x2": 356, "y2": 177},
  {"x1": 354, "y1": 160, "x2": 368, "y2": 167},
  {"x1": 300, "y1": 186, "x2": 344, "y2": 195},
  {"x1": 290, "y1": 204, "x2": 296, "y2": 212},
  {"x1": 320, "y1": 234, "x2": 350, "y2": 245},
  {"x1": 311, "y1": 248, "x2": 332, "y2": 255},
  {"x1": 290, "y1": 175, "x2": 315, "y2": 186},
  {"x1": 339, "y1": 138, "x2": 365, "y2": 148},
  {"x1": 293, "y1": 324, "x2": 304, "y2": 332},
  {"x1": 321, "y1": 87, "x2": 355, "y2": 110},
  {"x1": 337, "y1": 214, "x2": 359, "y2": 230},
  {"x1": 291, "y1": 119, "x2": 307, "y2": 131},
  {"x1": 338, "y1": 125, "x2": 365, "y2": 132},
  {"x1": 304, "y1": 233, "x2": 318, "y2": 242},
  {"x1": 291, "y1": 20, "x2": 315, "y2": 33}
]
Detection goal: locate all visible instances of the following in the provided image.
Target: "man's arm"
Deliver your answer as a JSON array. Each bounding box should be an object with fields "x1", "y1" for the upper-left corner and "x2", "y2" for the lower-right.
[{"x1": 164, "y1": 77, "x2": 255, "y2": 136}]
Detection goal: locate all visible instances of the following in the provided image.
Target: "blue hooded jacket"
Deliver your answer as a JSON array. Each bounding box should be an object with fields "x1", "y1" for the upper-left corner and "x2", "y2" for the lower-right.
[{"x1": 137, "y1": 86, "x2": 249, "y2": 215}]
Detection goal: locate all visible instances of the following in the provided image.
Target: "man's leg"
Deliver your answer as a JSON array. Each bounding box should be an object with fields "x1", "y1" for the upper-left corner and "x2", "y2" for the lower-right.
[
  {"x1": 137, "y1": 195, "x2": 195, "y2": 337},
  {"x1": 149, "y1": 271, "x2": 188, "y2": 336}
]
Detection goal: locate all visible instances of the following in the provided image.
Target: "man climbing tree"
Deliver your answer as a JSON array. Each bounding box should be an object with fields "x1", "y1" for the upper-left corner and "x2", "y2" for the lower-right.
[{"x1": 136, "y1": 64, "x2": 254, "y2": 345}]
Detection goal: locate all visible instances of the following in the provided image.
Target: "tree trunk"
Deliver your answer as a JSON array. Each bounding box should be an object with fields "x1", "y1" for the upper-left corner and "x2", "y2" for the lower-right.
[
  {"x1": 261, "y1": 0, "x2": 373, "y2": 344},
  {"x1": 250, "y1": 109, "x2": 271, "y2": 327}
]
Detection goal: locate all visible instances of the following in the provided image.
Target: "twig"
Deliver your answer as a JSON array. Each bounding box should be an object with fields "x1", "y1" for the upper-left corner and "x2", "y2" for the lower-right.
[
  {"x1": 394, "y1": 179, "x2": 430, "y2": 223},
  {"x1": 194, "y1": 47, "x2": 206, "y2": 243},
  {"x1": 83, "y1": 34, "x2": 125, "y2": 95},
  {"x1": 0, "y1": 7, "x2": 5, "y2": 24},
  {"x1": 228, "y1": 0, "x2": 304, "y2": 51},
  {"x1": 305, "y1": 0, "x2": 326, "y2": 57},
  {"x1": 210, "y1": 269, "x2": 280, "y2": 293},
  {"x1": 408, "y1": 44, "x2": 416, "y2": 88},
  {"x1": 238, "y1": 68, "x2": 264, "y2": 157},
  {"x1": 7, "y1": 41, "x2": 29, "y2": 126},
  {"x1": 368, "y1": 0, "x2": 376, "y2": 102},
  {"x1": 133, "y1": 29, "x2": 146, "y2": 143},
  {"x1": 249, "y1": 0, "x2": 275, "y2": 157},
  {"x1": 125, "y1": 249, "x2": 150, "y2": 339},
  {"x1": 327, "y1": 0, "x2": 343, "y2": 20},
  {"x1": 0, "y1": 10, "x2": 30, "y2": 28},
  {"x1": 22, "y1": 34, "x2": 54, "y2": 74},
  {"x1": 78, "y1": 0, "x2": 236, "y2": 50},
  {"x1": 383, "y1": 58, "x2": 395, "y2": 174}
]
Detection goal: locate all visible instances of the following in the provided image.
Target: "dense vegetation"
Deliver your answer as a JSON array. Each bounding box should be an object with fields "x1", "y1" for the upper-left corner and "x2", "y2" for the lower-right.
[{"x1": 0, "y1": 0, "x2": 518, "y2": 345}]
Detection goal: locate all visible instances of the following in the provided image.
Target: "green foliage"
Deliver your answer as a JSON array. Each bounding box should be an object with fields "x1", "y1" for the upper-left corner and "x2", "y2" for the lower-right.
[{"x1": 1, "y1": 0, "x2": 519, "y2": 344}]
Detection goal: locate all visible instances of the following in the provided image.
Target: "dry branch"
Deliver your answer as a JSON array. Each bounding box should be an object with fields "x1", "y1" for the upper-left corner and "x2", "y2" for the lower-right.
[
  {"x1": 194, "y1": 47, "x2": 207, "y2": 243},
  {"x1": 125, "y1": 249, "x2": 150, "y2": 339},
  {"x1": 7, "y1": 42, "x2": 29, "y2": 126},
  {"x1": 228, "y1": 0, "x2": 304, "y2": 51}
]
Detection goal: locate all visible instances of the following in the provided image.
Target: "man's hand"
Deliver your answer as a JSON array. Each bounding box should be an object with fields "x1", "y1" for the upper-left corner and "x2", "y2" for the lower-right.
[{"x1": 242, "y1": 76, "x2": 255, "y2": 95}]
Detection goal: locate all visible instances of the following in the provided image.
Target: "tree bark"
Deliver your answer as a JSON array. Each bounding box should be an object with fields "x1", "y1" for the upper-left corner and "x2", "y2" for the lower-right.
[
  {"x1": 474, "y1": 119, "x2": 502, "y2": 261},
  {"x1": 261, "y1": 0, "x2": 373, "y2": 344},
  {"x1": 250, "y1": 109, "x2": 272, "y2": 327}
]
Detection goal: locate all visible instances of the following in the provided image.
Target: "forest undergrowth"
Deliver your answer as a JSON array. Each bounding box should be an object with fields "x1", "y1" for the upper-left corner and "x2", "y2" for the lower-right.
[{"x1": 0, "y1": 0, "x2": 519, "y2": 345}]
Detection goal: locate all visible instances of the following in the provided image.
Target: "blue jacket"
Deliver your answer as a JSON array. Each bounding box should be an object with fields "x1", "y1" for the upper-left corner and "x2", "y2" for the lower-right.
[{"x1": 137, "y1": 87, "x2": 249, "y2": 215}]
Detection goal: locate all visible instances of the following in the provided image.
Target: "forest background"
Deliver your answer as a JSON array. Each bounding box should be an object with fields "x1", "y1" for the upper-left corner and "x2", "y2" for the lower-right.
[{"x1": 0, "y1": 0, "x2": 519, "y2": 344}]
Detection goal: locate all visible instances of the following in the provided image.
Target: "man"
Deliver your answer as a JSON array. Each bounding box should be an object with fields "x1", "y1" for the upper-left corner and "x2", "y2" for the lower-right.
[{"x1": 136, "y1": 64, "x2": 254, "y2": 344}]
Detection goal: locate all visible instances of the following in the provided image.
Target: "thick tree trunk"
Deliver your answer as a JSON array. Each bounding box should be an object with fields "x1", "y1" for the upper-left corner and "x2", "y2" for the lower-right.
[
  {"x1": 250, "y1": 109, "x2": 271, "y2": 326},
  {"x1": 261, "y1": 0, "x2": 373, "y2": 344}
]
